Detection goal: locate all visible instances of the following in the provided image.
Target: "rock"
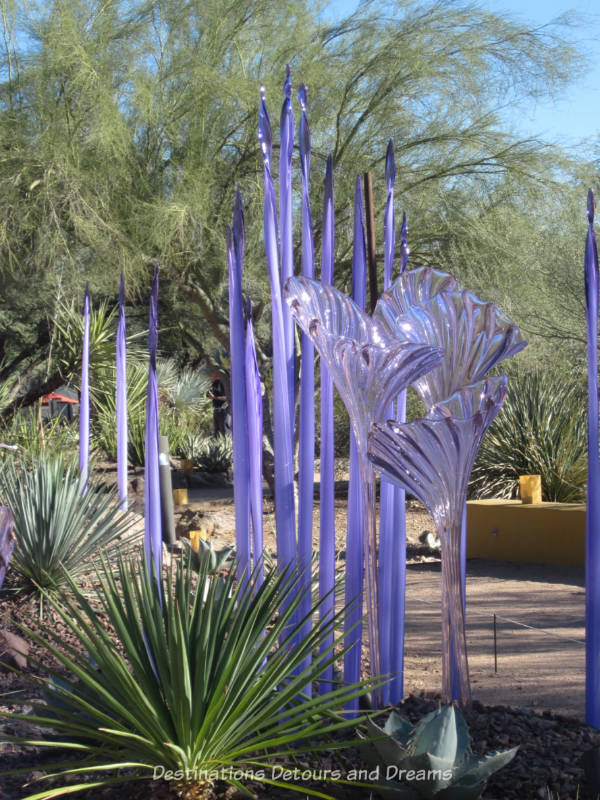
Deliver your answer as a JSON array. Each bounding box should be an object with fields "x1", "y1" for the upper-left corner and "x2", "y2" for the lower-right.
[{"x1": 0, "y1": 630, "x2": 29, "y2": 670}]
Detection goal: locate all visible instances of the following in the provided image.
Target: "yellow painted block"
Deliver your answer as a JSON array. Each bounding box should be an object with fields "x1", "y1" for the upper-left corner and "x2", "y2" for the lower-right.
[
  {"x1": 189, "y1": 530, "x2": 205, "y2": 552},
  {"x1": 172, "y1": 488, "x2": 188, "y2": 505},
  {"x1": 519, "y1": 474, "x2": 542, "y2": 504},
  {"x1": 466, "y1": 499, "x2": 585, "y2": 566}
]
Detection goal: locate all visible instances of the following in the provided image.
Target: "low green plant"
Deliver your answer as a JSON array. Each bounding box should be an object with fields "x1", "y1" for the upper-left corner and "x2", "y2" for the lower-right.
[
  {"x1": 173, "y1": 431, "x2": 204, "y2": 462},
  {"x1": 360, "y1": 705, "x2": 517, "y2": 799},
  {"x1": 8, "y1": 553, "x2": 378, "y2": 799},
  {"x1": 194, "y1": 434, "x2": 233, "y2": 473},
  {"x1": 0, "y1": 408, "x2": 79, "y2": 467},
  {"x1": 470, "y1": 368, "x2": 587, "y2": 502},
  {"x1": 124, "y1": 408, "x2": 188, "y2": 467},
  {"x1": 185, "y1": 537, "x2": 235, "y2": 574},
  {"x1": 0, "y1": 455, "x2": 134, "y2": 595}
]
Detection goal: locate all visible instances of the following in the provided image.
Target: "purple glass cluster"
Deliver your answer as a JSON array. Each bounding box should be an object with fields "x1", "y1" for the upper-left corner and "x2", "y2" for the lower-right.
[{"x1": 232, "y1": 68, "x2": 527, "y2": 708}]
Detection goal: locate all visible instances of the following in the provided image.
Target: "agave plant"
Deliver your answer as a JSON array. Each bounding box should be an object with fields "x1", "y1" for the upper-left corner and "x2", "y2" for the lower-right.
[
  {"x1": 7, "y1": 552, "x2": 379, "y2": 800},
  {"x1": 360, "y1": 705, "x2": 517, "y2": 799},
  {"x1": 194, "y1": 434, "x2": 234, "y2": 473},
  {"x1": 0, "y1": 454, "x2": 135, "y2": 595},
  {"x1": 185, "y1": 536, "x2": 235, "y2": 573}
]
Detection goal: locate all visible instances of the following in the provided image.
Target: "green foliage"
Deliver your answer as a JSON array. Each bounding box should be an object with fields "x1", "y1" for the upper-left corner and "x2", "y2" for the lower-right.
[
  {"x1": 185, "y1": 537, "x2": 235, "y2": 575},
  {"x1": 0, "y1": 0, "x2": 591, "y2": 399},
  {"x1": 0, "y1": 409, "x2": 79, "y2": 467},
  {"x1": 193, "y1": 434, "x2": 233, "y2": 473},
  {"x1": 0, "y1": 455, "x2": 134, "y2": 595},
  {"x1": 124, "y1": 408, "x2": 188, "y2": 468},
  {"x1": 93, "y1": 359, "x2": 206, "y2": 464},
  {"x1": 157, "y1": 359, "x2": 210, "y2": 416},
  {"x1": 360, "y1": 705, "x2": 517, "y2": 799},
  {"x1": 470, "y1": 369, "x2": 587, "y2": 502},
  {"x1": 9, "y1": 552, "x2": 376, "y2": 799}
]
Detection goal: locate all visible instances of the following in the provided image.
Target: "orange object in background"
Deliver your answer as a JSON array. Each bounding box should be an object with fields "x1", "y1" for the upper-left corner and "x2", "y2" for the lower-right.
[
  {"x1": 519, "y1": 474, "x2": 542, "y2": 504},
  {"x1": 172, "y1": 488, "x2": 188, "y2": 505}
]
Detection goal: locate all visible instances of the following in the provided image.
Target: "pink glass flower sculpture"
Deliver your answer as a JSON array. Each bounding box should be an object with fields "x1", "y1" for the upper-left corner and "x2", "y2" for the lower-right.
[
  {"x1": 374, "y1": 271, "x2": 526, "y2": 409},
  {"x1": 368, "y1": 376, "x2": 508, "y2": 707},
  {"x1": 285, "y1": 275, "x2": 444, "y2": 699}
]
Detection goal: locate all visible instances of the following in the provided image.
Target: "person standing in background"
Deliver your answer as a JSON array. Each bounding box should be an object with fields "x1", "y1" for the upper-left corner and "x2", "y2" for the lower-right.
[{"x1": 207, "y1": 372, "x2": 228, "y2": 436}]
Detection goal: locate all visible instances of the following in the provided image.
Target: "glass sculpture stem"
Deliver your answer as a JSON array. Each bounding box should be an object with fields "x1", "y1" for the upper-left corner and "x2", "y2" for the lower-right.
[
  {"x1": 359, "y1": 446, "x2": 382, "y2": 705},
  {"x1": 440, "y1": 517, "x2": 471, "y2": 708}
]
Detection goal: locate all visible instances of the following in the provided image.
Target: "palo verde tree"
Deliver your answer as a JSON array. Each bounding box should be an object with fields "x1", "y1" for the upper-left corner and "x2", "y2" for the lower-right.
[{"x1": 0, "y1": 0, "x2": 589, "y2": 415}]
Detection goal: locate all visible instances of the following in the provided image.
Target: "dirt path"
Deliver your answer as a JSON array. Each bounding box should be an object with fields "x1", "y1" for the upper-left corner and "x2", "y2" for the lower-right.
[
  {"x1": 177, "y1": 484, "x2": 587, "y2": 719},
  {"x1": 404, "y1": 560, "x2": 585, "y2": 717}
]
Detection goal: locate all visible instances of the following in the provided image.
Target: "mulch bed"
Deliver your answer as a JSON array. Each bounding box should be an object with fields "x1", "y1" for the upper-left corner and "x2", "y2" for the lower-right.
[{"x1": 1, "y1": 577, "x2": 600, "y2": 800}]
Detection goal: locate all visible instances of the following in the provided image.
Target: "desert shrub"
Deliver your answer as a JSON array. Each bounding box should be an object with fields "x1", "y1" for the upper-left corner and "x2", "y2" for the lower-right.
[
  {"x1": 0, "y1": 409, "x2": 79, "y2": 468},
  {"x1": 470, "y1": 368, "x2": 587, "y2": 502},
  {"x1": 9, "y1": 553, "x2": 377, "y2": 799},
  {"x1": 126, "y1": 408, "x2": 190, "y2": 467},
  {"x1": 0, "y1": 454, "x2": 134, "y2": 596}
]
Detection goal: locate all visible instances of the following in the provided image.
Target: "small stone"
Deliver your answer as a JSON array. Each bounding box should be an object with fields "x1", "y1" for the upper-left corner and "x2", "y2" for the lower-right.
[{"x1": 0, "y1": 630, "x2": 28, "y2": 670}]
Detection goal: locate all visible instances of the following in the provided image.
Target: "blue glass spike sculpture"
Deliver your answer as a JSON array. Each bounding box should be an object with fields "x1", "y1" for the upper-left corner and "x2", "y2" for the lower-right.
[
  {"x1": 285, "y1": 275, "x2": 444, "y2": 702},
  {"x1": 368, "y1": 376, "x2": 508, "y2": 707},
  {"x1": 585, "y1": 188, "x2": 600, "y2": 728}
]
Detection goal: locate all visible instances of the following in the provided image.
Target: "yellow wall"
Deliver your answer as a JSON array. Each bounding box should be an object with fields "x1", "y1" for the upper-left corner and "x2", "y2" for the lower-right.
[{"x1": 466, "y1": 499, "x2": 585, "y2": 567}]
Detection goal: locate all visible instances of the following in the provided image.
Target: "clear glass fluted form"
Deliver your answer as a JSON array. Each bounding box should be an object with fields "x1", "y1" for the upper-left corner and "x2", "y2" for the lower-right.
[
  {"x1": 374, "y1": 268, "x2": 527, "y2": 409},
  {"x1": 368, "y1": 376, "x2": 508, "y2": 707},
  {"x1": 284, "y1": 275, "x2": 444, "y2": 700}
]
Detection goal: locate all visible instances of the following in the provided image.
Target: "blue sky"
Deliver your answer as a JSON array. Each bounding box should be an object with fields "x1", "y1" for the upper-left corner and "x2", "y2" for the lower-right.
[{"x1": 328, "y1": 0, "x2": 600, "y2": 151}]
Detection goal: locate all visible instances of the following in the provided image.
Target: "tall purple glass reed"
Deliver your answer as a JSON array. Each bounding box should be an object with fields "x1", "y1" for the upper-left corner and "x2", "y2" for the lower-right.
[
  {"x1": 279, "y1": 66, "x2": 295, "y2": 441},
  {"x1": 585, "y1": 188, "x2": 600, "y2": 728},
  {"x1": 257, "y1": 87, "x2": 296, "y2": 575},
  {"x1": 297, "y1": 81, "x2": 315, "y2": 691},
  {"x1": 79, "y1": 283, "x2": 90, "y2": 488},
  {"x1": 344, "y1": 176, "x2": 366, "y2": 712},
  {"x1": 378, "y1": 140, "x2": 405, "y2": 705},
  {"x1": 319, "y1": 154, "x2": 336, "y2": 693},
  {"x1": 228, "y1": 192, "x2": 251, "y2": 582},
  {"x1": 245, "y1": 299, "x2": 263, "y2": 585},
  {"x1": 390, "y1": 205, "x2": 410, "y2": 704},
  {"x1": 144, "y1": 264, "x2": 162, "y2": 583},
  {"x1": 116, "y1": 273, "x2": 128, "y2": 511},
  {"x1": 369, "y1": 377, "x2": 508, "y2": 707}
]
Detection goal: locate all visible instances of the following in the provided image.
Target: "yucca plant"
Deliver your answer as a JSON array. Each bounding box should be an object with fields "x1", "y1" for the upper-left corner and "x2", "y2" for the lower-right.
[
  {"x1": 93, "y1": 361, "x2": 149, "y2": 461},
  {"x1": 194, "y1": 434, "x2": 234, "y2": 473},
  {"x1": 470, "y1": 368, "x2": 587, "y2": 502},
  {"x1": 0, "y1": 454, "x2": 135, "y2": 596},
  {"x1": 7, "y1": 552, "x2": 378, "y2": 800},
  {"x1": 158, "y1": 358, "x2": 211, "y2": 417},
  {"x1": 52, "y1": 298, "x2": 145, "y2": 391}
]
